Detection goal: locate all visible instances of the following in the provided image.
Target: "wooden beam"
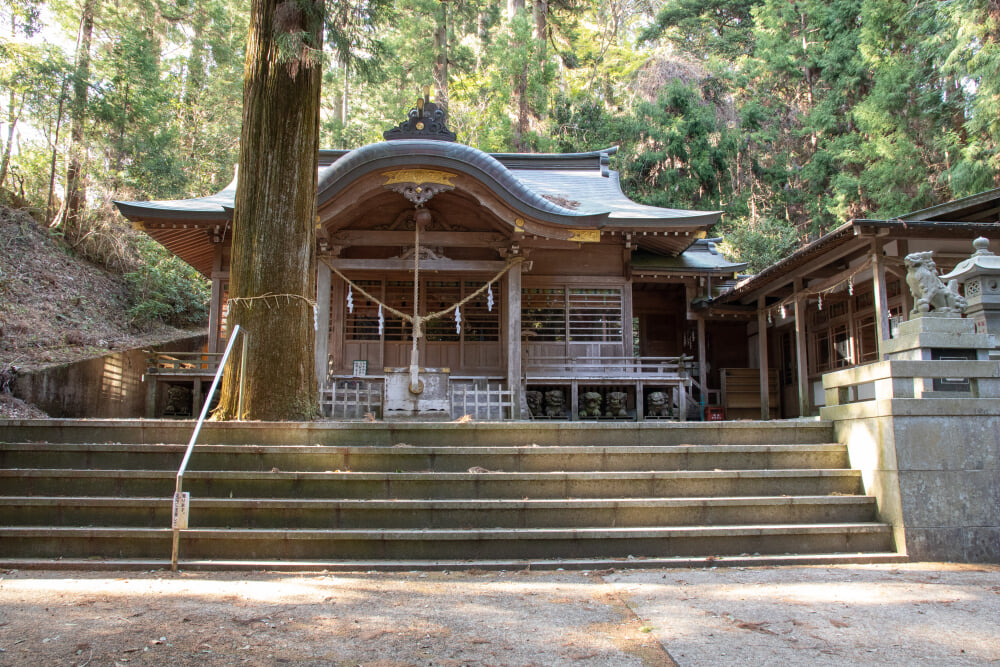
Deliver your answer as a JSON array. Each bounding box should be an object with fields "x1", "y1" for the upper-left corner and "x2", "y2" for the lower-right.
[
  {"x1": 697, "y1": 316, "x2": 708, "y2": 414},
  {"x1": 330, "y1": 230, "x2": 507, "y2": 248},
  {"x1": 898, "y1": 240, "x2": 913, "y2": 317},
  {"x1": 315, "y1": 262, "x2": 331, "y2": 391},
  {"x1": 327, "y1": 258, "x2": 508, "y2": 272},
  {"x1": 871, "y1": 238, "x2": 890, "y2": 357},
  {"x1": 208, "y1": 244, "x2": 224, "y2": 353},
  {"x1": 507, "y1": 263, "x2": 523, "y2": 418},
  {"x1": 793, "y1": 279, "x2": 810, "y2": 417},
  {"x1": 757, "y1": 296, "x2": 770, "y2": 420},
  {"x1": 735, "y1": 238, "x2": 868, "y2": 304}
]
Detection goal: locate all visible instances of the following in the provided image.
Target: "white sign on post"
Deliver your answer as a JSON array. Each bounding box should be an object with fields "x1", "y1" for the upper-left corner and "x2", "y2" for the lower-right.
[{"x1": 172, "y1": 491, "x2": 190, "y2": 529}]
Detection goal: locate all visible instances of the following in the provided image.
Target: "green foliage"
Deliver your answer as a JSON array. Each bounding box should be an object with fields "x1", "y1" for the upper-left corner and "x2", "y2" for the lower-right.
[
  {"x1": 4, "y1": 0, "x2": 999, "y2": 279},
  {"x1": 124, "y1": 236, "x2": 209, "y2": 329}
]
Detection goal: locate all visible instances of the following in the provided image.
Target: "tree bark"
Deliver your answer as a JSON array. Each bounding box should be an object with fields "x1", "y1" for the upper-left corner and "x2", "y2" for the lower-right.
[
  {"x1": 61, "y1": 0, "x2": 96, "y2": 244},
  {"x1": 215, "y1": 0, "x2": 323, "y2": 421}
]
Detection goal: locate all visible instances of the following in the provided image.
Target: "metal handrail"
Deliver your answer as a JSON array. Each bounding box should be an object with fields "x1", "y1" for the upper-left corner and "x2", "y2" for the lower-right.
[{"x1": 170, "y1": 324, "x2": 248, "y2": 571}]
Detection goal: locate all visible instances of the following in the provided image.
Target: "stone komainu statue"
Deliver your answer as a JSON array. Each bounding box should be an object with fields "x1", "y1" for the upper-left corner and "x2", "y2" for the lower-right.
[
  {"x1": 605, "y1": 391, "x2": 628, "y2": 417},
  {"x1": 646, "y1": 391, "x2": 670, "y2": 417},
  {"x1": 543, "y1": 389, "x2": 566, "y2": 417},
  {"x1": 526, "y1": 390, "x2": 543, "y2": 417},
  {"x1": 904, "y1": 251, "x2": 967, "y2": 317},
  {"x1": 579, "y1": 391, "x2": 602, "y2": 417}
]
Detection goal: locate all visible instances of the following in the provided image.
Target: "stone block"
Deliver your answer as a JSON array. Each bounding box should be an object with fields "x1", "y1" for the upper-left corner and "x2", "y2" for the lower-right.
[
  {"x1": 898, "y1": 470, "x2": 1000, "y2": 526},
  {"x1": 383, "y1": 368, "x2": 450, "y2": 418},
  {"x1": 892, "y1": 415, "x2": 1000, "y2": 471},
  {"x1": 904, "y1": 526, "x2": 1000, "y2": 563}
]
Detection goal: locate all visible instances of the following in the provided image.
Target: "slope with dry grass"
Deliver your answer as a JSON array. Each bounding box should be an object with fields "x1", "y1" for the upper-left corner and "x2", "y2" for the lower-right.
[{"x1": 0, "y1": 205, "x2": 205, "y2": 417}]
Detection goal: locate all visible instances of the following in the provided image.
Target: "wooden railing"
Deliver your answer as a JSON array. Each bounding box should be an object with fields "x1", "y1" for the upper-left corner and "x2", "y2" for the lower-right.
[
  {"x1": 525, "y1": 355, "x2": 691, "y2": 379},
  {"x1": 145, "y1": 351, "x2": 222, "y2": 376}
]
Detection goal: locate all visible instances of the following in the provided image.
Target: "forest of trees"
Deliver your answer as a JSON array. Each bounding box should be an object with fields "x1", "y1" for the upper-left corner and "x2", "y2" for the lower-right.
[{"x1": 2, "y1": 0, "x2": 999, "y2": 279}]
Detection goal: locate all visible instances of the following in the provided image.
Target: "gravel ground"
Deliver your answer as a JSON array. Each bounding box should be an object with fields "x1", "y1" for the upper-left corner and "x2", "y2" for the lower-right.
[{"x1": 0, "y1": 563, "x2": 997, "y2": 666}]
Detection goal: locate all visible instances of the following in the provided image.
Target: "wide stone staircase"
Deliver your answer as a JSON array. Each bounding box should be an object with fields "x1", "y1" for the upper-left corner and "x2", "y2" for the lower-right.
[{"x1": 0, "y1": 419, "x2": 902, "y2": 569}]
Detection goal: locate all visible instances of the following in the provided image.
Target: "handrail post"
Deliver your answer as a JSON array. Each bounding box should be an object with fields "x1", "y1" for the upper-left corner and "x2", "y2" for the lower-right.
[{"x1": 170, "y1": 324, "x2": 247, "y2": 571}]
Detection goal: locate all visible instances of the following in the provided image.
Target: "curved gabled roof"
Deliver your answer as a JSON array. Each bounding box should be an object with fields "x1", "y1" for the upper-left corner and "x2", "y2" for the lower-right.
[
  {"x1": 316, "y1": 139, "x2": 606, "y2": 227},
  {"x1": 316, "y1": 140, "x2": 722, "y2": 231}
]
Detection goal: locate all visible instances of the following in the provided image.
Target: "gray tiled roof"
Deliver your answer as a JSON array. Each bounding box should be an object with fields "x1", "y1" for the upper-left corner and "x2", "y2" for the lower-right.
[
  {"x1": 630, "y1": 239, "x2": 746, "y2": 274},
  {"x1": 117, "y1": 142, "x2": 720, "y2": 230},
  {"x1": 511, "y1": 168, "x2": 719, "y2": 225}
]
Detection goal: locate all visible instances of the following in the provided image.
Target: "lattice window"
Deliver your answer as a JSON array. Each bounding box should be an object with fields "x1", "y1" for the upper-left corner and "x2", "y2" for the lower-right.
[
  {"x1": 463, "y1": 280, "x2": 500, "y2": 342},
  {"x1": 424, "y1": 280, "x2": 461, "y2": 342},
  {"x1": 384, "y1": 280, "x2": 415, "y2": 342},
  {"x1": 522, "y1": 288, "x2": 567, "y2": 342},
  {"x1": 345, "y1": 279, "x2": 383, "y2": 341},
  {"x1": 568, "y1": 287, "x2": 623, "y2": 342}
]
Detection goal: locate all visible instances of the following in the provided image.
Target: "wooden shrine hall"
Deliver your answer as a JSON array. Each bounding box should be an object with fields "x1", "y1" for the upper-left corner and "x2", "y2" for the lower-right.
[
  {"x1": 115, "y1": 96, "x2": 1000, "y2": 421},
  {"x1": 116, "y1": 96, "x2": 746, "y2": 420}
]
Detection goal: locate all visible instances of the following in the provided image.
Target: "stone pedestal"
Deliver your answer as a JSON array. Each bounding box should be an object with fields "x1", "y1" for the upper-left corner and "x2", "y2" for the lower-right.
[
  {"x1": 881, "y1": 315, "x2": 995, "y2": 395},
  {"x1": 881, "y1": 315, "x2": 995, "y2": 361},
  {"x1": 383, "y1": 367, "x2": 450, "y2": 420}
]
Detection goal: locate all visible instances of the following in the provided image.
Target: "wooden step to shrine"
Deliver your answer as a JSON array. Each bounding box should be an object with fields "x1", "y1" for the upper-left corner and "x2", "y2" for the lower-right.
[{"x1": 0, "y1": 420, "x2": 901, "y2": 569}]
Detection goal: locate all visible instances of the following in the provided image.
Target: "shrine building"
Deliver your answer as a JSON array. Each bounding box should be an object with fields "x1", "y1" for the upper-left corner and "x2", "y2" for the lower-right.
[{"x1": 114, "y1": 97, "x2": 1000, "y2": 421}]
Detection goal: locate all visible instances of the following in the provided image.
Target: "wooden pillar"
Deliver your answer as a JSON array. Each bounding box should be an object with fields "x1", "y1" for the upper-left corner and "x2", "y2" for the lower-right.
[
  {"x1": 697, "y1": 315, "x2": 708, "y2": 412},
  {"x1": 208, "y1": 243, "x2": 224, "y2": 353},
  {"x1": 191, "y1": 379, "x2": 202, "y2": 416},
  {"x1": 872, "y1": 239, "x2": 891, "y2": 358},
  {"x1": 622, "y1": 279, "x2": 634, "y2": 357},
  {"x1": 506, "y1": 263, "x2": 523, "y2": 418},
  {"x1": 757, "y1": 296, "x2": 770, "y2": 420},
  {"x1": 329, "y1": 273, "x2": 345, "y2": 373},
  {"x1": 315, "y1": 261, "x2": 332, "y2": 392},
  {"x1": 793, "y1": 279, "x2": 810, "y2": 417},
  {"x1": 898, "y1": 240, "x2": 912, "y2": 321}
]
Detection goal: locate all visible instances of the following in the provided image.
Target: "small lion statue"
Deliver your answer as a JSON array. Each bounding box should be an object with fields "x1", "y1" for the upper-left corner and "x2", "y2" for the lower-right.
[
  {"x1": 904, "y1": 251, "x2": 967, "y2": 317},
  {"x1": 526, "y1": 390, "x2": 543, "y2": 417},
  {"x1": 605, "y1": 391, "x2": 628, "y2": 417},
  {"x1": 646, "y1": 391, "x2": 670, "y2": 417},
  {"x1": 543, "y1": 389, "x2": 566, "y2": 417},
  {"x1": 579, "y1": 391, "x2": 603, "y2": 417}
]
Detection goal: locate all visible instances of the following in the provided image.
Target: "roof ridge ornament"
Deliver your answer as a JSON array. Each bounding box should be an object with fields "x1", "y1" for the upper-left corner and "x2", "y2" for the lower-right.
[{"x1": 383, "y1": 86, "x2": 457, "y2": 142}]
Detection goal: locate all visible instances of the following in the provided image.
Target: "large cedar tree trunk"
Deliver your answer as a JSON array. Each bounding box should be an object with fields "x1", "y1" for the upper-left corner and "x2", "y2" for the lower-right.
[{"x1": 215, "y1": 0, "x2": 323, "y2": 421}]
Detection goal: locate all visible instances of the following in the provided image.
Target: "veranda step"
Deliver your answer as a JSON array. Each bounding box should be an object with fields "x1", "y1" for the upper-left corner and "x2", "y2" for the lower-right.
[
  {"x1": 0, "y1": 552, "x2": 909, "y2": 572},
  {"x1": 0, "y1": 468, "x2": 865, "y2": 498},
  {"x1": 0, "y1": 443, "x2": 850, "y2": 472},
  {"x1": 0, "y1": 495, "x2": 880, "y2": 529},
  {"x1": 0, "y1": 523, "x2": 895, "y2": 560}
]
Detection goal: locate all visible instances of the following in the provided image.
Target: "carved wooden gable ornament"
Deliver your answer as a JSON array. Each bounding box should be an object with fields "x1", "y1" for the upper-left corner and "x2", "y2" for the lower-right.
[{"x1": 383, "y1": 88, "x2": 457, "y2": 142}]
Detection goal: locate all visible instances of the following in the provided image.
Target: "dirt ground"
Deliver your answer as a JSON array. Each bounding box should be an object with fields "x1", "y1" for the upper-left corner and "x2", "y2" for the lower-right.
[{"x1": 0, "y1": 563, "x2": 997, "y2": 667}]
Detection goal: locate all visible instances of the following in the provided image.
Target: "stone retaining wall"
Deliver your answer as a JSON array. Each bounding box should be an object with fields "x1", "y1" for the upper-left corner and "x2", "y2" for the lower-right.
[{"x1": 13, "y1": 334, "x2": 206, "y2": 418}]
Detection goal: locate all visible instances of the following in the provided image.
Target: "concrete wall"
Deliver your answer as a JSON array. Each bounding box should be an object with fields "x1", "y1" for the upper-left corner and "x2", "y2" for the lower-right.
[
  {"x1": 822, "y1": 362, "x2": 1000, "y2": 562},
  {"x1": 13, "y1": 334, "x2": 206, "y2": 419}
]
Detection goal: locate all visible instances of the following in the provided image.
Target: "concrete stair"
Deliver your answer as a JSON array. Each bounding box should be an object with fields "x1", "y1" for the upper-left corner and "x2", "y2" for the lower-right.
[{"x1": 0, "y1": 419, "x2": 901, "y2": 569}]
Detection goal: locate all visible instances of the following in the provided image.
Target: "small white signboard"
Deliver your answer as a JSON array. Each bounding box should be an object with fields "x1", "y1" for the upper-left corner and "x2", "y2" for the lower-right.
[
  {"x1": 353, "y1": 360, "x2": 368, "y2": 377},
  {"x1": 172, "y1": 491, "x2": 190, "y2": 529}
]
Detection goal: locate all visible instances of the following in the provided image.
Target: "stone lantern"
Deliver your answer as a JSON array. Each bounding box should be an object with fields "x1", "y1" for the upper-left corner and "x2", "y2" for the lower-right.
[{"x1": 941, "y1": 237, "x2": 1000, "y2": 339}]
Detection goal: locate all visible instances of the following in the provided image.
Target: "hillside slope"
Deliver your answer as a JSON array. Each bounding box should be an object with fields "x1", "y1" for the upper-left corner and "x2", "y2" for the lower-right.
[{"x1": 0, "y1": 205, "x2": 204, "y2": 417}]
